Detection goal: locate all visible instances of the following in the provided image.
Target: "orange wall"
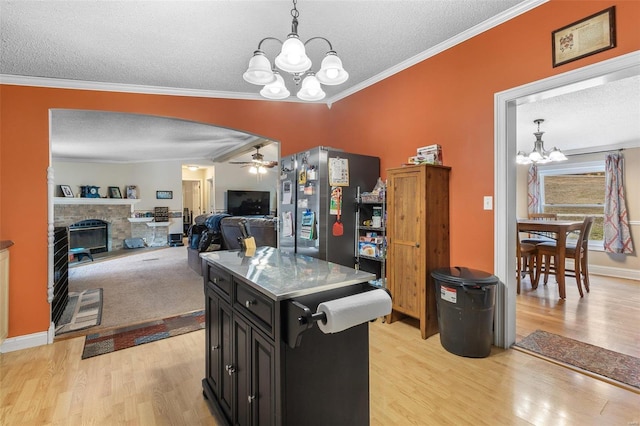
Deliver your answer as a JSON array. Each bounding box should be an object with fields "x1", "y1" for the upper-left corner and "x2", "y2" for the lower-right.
[
  {"x1": 0, "y1": 90, "x2": 331, "y2": 337},
  {"x1": 329, "y1": 0, "x2": 640, "y2": 271},
  {"x1": 1, "y1": 0, "x2": 639, "y2": 338}
]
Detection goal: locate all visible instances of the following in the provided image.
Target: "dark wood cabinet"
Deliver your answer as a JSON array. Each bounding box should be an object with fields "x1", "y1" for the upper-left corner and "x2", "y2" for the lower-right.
[
  {"x1": 386, "y1": 164, "x2": 450, "y2": 339},
  {"x1": 52, "y1": 227, "x2": 69, "y2": 324},
  {"x1": 205, "y1": 265, "x2": 275, "y2": 426},
  {"x1": 202, "y1": 248, "x2": 374, "y2": 426}
]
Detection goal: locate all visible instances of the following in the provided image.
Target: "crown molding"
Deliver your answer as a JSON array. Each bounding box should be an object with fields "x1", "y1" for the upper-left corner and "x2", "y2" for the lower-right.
[
  {"x1": 1, "y1": 0, "x2": 547, "y2": 107},
  {"x1": 326, "y1": 0, "x2": 548, "y2": 104}
]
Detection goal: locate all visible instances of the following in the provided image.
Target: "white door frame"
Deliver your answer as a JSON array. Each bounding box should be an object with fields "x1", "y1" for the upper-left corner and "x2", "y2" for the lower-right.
[{"x1": 493, "y1": 51, "x2": 640, "y2": 348}]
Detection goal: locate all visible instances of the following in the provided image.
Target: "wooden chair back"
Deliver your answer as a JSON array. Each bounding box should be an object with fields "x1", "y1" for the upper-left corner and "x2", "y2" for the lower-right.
[
  {"x1": 528, "y1": 213, "x2": 558, "y2": 219},
  {"x1": 527, "y1": 213, "x2": 558, "y2": 239}
]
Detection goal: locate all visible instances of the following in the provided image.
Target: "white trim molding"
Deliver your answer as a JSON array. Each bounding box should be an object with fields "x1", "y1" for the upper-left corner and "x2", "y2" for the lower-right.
[
  {"x1": 494, "y1": 50, "x2": 640, "y2": 349},
  {"x1": 0, "y1": 1, "x2": 547, "y2": 107},
  {"x1": 0, "y1": 331, "x2": 49, "y2": 353}
]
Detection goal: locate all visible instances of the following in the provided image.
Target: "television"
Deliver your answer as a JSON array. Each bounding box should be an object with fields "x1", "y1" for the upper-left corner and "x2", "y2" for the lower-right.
[{"x1": 227, "y1": 190, "x2": 271, "y2": 216}]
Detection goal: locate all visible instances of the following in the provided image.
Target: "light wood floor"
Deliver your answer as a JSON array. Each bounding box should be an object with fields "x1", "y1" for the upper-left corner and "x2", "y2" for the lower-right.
[
  {"x1": 516, "y1": 273, "x2": 640, "y2": 357},
  {"x1": 1, "y1": 276, "x2": 639, "y2": 425}
]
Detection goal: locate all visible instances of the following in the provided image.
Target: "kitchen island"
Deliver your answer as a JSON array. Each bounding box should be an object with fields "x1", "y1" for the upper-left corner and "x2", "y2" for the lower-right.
[{"x1": 201, "y1": 247, "x2": 378, "y2": 426}]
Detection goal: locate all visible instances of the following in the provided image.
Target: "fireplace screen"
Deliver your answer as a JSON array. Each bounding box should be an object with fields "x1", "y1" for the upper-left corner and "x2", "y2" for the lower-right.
[{"x1": 69, "y1": 219, "x2": 108, "y2": 253}]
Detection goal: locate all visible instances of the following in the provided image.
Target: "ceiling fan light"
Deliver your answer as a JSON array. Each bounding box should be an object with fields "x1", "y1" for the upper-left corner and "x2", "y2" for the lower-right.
[
  {"x1": 258, "y1": 166, "x2": 267, "y2": 174},
  {"x1": 243, "y1": 51, "x2": 276, "y2": 85},
  {"x1": 316, "y1": 52, "x2": 349, "y2": 85},
  {"x1": 296, "y1": 74, "x2": 326, "y2": 101},
  {"x1": 260, "y1": 73, "x2": 290, "y2": 99},
  {"x1": 249, "y1": 165, "x2": 258, "y2": 174}
]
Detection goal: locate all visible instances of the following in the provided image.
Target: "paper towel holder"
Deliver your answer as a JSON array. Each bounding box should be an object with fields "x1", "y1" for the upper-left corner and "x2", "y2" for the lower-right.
[{"x1": 285, "y1": 300, "x2": 327, "y2": 349}]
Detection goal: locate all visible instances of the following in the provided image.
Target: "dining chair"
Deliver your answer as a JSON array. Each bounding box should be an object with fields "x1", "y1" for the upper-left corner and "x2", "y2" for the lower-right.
[
  {"x1": 534, "y1": 216, "x2": 595, "y2": 297},
  {"x1": 516, "y1": 230, "x2": 537, "y2": 294},
  {"x1": 520, "y1": 213, "x2": 558, "y2": 245}
]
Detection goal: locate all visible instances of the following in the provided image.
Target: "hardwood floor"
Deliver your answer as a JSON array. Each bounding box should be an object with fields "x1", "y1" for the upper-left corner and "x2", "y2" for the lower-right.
[
  {"x1": 2, "y1": 276, "x2": 639, "y2": 425},
  {"x1": 516, "y1": 273, "x2": 640, "y2": 357}
]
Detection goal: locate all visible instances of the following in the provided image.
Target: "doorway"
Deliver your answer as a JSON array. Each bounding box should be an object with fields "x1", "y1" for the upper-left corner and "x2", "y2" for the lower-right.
[
  {"x1": 493, "y1": 51, "x2": 640, "y2": 348},
  {"x1": 182, "y1": 180, "x2": 202, "y2": 234}
]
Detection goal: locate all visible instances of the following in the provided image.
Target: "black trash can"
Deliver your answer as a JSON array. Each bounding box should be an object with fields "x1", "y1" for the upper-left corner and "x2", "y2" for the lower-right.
[{"x1": 431, "y1": 266, "x2": 498, "y2": 358}]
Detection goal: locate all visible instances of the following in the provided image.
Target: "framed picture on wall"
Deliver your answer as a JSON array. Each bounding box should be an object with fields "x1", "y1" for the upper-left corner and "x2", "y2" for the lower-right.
[
  {"x1": 156, "y1": 190, "x2": 173, "y2": 199},
  {"x1": 108, "y1": 186, "x2": 122, "y2": 198},
  {"x1": 60, "y1": 185, "x2": 74, "y2": 198},
  {"x1": 126, "y1": 185, "x2": 138, "y2": 199},
  {"x1": 552, "y1": 7, "x2": 616, "y2": 67}
]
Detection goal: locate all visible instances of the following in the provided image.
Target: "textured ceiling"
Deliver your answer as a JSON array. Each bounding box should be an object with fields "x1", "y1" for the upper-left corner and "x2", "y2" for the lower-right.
[
  {"x1": 1, "y1": 0, "x2": 530, "y2": 102},
  {"x1": 1, "y1": 0, "x2": 638, "y2": 165},
  {"x1": 516, "y1": 75, "x2": 640, "y2": 153}
]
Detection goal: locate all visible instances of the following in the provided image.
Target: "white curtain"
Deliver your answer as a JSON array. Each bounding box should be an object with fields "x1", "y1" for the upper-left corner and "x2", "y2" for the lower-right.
[
  {"x1": 527, "y1": 164, "x2": 540, "y2": 215},
  {"x1": 603, "y1": 152, "x2": 634, "y2": 254}
]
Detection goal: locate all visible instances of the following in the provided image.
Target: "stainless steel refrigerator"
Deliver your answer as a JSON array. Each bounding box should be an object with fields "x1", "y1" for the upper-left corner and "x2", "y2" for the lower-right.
[{"x1": 278, "y1": 146, "x2": 380, "y2": 268}]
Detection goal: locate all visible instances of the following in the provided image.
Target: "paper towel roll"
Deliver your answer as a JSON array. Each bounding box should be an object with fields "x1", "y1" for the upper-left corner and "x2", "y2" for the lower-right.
[{"x1": 316, "y1": 289, "x2": 392, "y2": 334}]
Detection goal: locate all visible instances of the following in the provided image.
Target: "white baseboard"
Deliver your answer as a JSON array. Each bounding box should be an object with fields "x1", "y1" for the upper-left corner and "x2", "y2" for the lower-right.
[
  {"x1": 589, "y1": 265, "x2": 640, "y2": 281},
  {"x1": 0, "y1": 331, "x2": 49, "y2": 353}
]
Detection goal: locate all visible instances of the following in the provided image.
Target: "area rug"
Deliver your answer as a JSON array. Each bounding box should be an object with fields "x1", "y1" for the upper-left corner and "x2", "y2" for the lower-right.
[
  {"x1": 81, "y1": 310, "x2": 205, "y2": 359},
  {"x1": 515, "y1": 329, "x2": 640, "y2": 389},
  {"x1": 55, "y1": 288, "x2": 103, "y2": 335}
]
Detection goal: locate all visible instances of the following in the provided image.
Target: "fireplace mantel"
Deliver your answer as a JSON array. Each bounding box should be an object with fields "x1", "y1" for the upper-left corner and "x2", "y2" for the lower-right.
[{"x1": 53, "y1": 197, "x2": 141, "y2": 206}]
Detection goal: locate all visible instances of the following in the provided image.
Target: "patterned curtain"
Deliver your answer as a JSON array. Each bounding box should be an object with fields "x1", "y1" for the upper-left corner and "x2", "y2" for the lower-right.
[
  {"x1": 527, "y1": 163, "x2": 540, "y2": 215},
  {"x1": 604, "y1": 153, "x2": 634, "y2": 254}
]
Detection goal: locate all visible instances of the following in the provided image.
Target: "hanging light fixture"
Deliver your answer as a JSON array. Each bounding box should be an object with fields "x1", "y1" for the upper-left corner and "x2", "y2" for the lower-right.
[
  {"x1": 243, "y1": 0, "x2": 349, "y2": 101},
  {"x1": 516, "y1": 119, "x2": 568, "y2": 164},
  {"x1": 249, "y1": 165, "x2": 268, "y2": 175}
]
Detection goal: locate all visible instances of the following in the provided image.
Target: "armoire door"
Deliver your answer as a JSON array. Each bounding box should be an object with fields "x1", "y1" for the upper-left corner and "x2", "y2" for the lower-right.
[{"x1": 387, "y1": 166, "x2": 425, "y2": 320}]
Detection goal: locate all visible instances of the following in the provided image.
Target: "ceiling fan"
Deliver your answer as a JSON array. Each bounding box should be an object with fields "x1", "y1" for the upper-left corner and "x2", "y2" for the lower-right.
[{"x1": 229, "y1": 145, "x2": 278, "y2": 173}]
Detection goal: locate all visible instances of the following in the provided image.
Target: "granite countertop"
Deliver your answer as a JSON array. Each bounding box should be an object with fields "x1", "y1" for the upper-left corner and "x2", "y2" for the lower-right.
[
  {"x1": 0, "y1": 240, "x2": 14, "y2": 250},
  {"x1": 201, "y1": 247, "x2": 376, "y2": 301}
]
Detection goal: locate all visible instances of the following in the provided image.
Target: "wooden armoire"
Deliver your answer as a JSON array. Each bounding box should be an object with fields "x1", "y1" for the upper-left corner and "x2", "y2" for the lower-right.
[{"x1": 386, "y1": 164, "x2": 450, "y2": 339}]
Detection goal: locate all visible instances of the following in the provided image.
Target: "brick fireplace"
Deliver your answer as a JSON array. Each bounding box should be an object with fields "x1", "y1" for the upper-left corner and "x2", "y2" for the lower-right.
[{"x1": 54, "y1": 203, "x2": 131, "y2": 251}]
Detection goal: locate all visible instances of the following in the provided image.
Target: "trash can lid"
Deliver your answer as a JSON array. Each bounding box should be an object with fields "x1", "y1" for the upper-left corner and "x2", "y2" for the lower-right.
[{"x1": 431, "y1": 266, "x2": 498, "y2": 286}]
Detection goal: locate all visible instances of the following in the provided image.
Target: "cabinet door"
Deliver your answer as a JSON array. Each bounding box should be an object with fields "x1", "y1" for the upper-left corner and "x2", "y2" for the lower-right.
[
  {"x1": 387, "y1": 167, "x2": 425, "y2": 318},
  {"x1": 251, "y1": 330, "x2": 275, "y2": 426},
  {"x1": 205, "y1": 287, "x2": 221, "y2": 396},
  {"x1": 219, "y1": 301, "x2": 234, "y2": 421},
  {"x1": 233, "y1": 315, "x2": 251, "y2": 426}
]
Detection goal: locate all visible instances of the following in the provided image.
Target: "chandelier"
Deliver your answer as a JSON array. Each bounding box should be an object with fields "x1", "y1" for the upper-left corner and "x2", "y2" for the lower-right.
[
  {"x1": 242, "y1": 0, "x2": 349, "y2": 101},
  {"x1": 516, "y1": 119, "x2": 567, "y2": 164}
]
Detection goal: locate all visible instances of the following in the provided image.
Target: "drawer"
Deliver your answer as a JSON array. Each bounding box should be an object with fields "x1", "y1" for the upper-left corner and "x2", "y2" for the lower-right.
[
  {"x1": 207, "y1": 264, "x2": 232, "y2": 300},
  {"x1": 235, "y1": 282, "x2": 274, "y2": 334}
]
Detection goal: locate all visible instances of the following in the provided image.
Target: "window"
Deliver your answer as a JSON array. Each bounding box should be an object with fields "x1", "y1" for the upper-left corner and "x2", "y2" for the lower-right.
[{"x1": 538, "y1": 161, "x2": 604, "y2": 248}]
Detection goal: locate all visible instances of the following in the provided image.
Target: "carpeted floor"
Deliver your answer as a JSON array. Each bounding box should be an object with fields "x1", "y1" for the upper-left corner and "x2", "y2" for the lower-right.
[
  {"x1": 515, "y1": 329, "x2": 640, "y2": 389},
  {"x1": 82, "y1": 310, "x2": 205, "y2": 359},
  {"x1": 63, "y1": 245, "x2": 204, "y2": 338},
  {"x1": 55, "y1": 288, "x2": 103, "y2": 335}
]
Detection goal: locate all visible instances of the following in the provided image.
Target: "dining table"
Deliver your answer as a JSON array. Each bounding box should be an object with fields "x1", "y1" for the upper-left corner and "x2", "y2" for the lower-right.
[{"x1": 517, "y1": 219, "x2": 584, "y2": 299}]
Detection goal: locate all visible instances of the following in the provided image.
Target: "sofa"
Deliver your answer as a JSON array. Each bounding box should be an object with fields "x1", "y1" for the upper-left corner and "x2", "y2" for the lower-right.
[{"x1": 187, "y1": 215, "x2": 277, "y2": 275}]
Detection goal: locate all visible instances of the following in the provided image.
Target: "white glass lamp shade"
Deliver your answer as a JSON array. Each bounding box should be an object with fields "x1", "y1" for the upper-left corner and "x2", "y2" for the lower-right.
[
  {"x1": 296, "y1": 74, "x2": 326, "y2": 101},
  {"x1": 258, "y1": 166, "x2": 267, "y2": 174},
  {"x1": 516, "y1": 151, "x2": 531, "y2": 165},
  {"x1": 549, "y1": 148, "x2": 568, "y2": 162},
  {"x1": 249, "y1": 166, "x2": 258, "y2": 174},
  {"x1": 243, "y1": 52, "x2": 276, "y2": 85},
  {"x1": 528, "y1": 150, "x2": 544, "y2": 163},
  {"x1": 316, "y1": 52, "x2": 349, "y2": 85},
  {"x1": 260, "y1": 73, "x2": 290, "y2": 99},
  {"x1": 275, "y1": 36, "x2": 311, "y2": 74}
]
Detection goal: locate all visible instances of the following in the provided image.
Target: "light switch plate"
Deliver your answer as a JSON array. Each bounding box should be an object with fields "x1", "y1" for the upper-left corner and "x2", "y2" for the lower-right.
[{"x1": 484, "y1": 196, "x2": 493, "y2": 210}]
